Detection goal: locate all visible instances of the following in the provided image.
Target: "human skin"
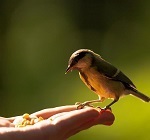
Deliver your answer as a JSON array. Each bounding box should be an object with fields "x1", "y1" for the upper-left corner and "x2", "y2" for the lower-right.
[{"x1": 0, "y1": 105, "x2": 115, "y2": 140}]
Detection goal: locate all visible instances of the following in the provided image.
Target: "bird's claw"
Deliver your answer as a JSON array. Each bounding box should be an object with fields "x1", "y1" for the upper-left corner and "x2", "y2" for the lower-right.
[
  {"x1": 102, "y1": 106, "x2": 112, "y2": 111},
  {"x1": 75, "y1": 102, "x2": 94, "y2": 109},
  {"x1": 95, "y1": 106, "x2": 102, "y2": 109}
]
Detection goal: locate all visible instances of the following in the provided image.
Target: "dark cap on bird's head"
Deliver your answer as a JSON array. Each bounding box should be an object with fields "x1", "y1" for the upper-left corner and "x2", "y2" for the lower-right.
[{"x1": 65, "y1": 49, "x2": 95, "y2": 74}]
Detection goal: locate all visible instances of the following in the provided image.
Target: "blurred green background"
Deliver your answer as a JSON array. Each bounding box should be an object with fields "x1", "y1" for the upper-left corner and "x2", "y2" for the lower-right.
[{"x1": 0, "y1": 0, "x2": 150, "y2": 139}]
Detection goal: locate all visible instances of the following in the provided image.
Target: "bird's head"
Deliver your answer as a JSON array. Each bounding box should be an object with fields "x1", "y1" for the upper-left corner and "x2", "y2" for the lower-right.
[{"x1": 65, "y1": 49, "x2": 96, "y2": 74}]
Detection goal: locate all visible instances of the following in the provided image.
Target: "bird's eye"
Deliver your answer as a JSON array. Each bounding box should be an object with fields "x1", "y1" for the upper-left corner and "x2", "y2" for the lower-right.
[
  {"x1": 74, "y1": 56, "x2": 79, "y2": 63},
  {"x1": 71, "y1": 52, "x2": 86, "y2": 66},
  {"x1": 74, "y1": 52, "x2": 86, "y2": 62}
]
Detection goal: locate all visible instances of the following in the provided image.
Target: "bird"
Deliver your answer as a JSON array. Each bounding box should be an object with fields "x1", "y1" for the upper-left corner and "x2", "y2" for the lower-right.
[{"x1": 65, "y1": 49, "x2": 150, "y2": 109}]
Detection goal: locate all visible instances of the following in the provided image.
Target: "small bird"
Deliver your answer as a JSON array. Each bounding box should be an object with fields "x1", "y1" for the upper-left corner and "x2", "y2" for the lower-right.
[{"x1": 65, "y1": 49, "x2": 150, "y2": 109}]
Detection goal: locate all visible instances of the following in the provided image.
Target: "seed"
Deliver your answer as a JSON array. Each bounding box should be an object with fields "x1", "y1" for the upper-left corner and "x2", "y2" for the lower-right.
[
  {"x1": 30, "y1": 118, "x2": 35, "y2": 125},
  {"x1": 23, "y1": 113, "x2": 30, "y2": 119},
  {"x1": 21, "y1": 118, "x2": 27, "y2": 125},
  {"x1": 14, "y1": 113, "x2": 44, "y2": 127},
  {"x1": 38, "y1": 116, "x2": 44, "y2": 121},
  {"x1": 26, "y1": 120, "x2": 30, "y2": 125},
  {"x1": 17, "y1": 124, "x2": 26, "y2": 128}
]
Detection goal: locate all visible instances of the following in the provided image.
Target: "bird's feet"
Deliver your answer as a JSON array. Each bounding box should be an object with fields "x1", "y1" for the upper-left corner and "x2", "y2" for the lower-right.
[
  {"x1": 75, "y1": 101, "x2": 94, "y2": 109},
  {"x1": 102, "y1": 106, "x2": 112, "y2": 111},
  {"x1": 75, "y1": 102, "x2": 112, "y2": 111},
  {"x1": 95, "y1": 106, "x2": 112, "y2": 111}
]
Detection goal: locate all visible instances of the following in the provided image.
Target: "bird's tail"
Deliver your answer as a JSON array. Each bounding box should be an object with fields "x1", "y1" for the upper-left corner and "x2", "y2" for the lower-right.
[{"x1": 130, "y1": 88, "x2": 150, "y2": 102}]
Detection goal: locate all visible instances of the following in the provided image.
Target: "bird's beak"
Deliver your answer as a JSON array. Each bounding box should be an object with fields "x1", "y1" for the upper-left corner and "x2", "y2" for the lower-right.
[{"x1": 65, "y1": 65, "x2": 72, "y2": 74}]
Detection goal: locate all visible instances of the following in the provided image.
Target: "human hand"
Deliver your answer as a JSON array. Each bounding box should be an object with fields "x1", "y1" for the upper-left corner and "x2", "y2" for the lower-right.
[{"x1": 0, "y1": 105, "x2": 115, "y2": 140}]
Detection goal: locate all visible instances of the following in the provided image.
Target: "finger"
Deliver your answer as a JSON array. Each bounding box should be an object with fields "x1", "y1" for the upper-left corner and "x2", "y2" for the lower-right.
[
  {"x1": 6, "y1": 105, "x2": 78, "y2": 122},
  {"x1": 0, "y1": 119, "x2": 15, "y2": 127},
  {"x1": 31, "y1": 105, "x2": 77, "y2": 119},
  {"x1": 95, "y1": 109, "x2": 115, "y2": 125},
  {"x1": 65, "y1": 109, "x2": 115, "y2": 138},
  {"x1": 52, "y1": 107, "x2": 99, "y2": 130},
  {"x1": 1, "y1": 116, "x2": 21, "y2": 123},
  {"x1": 48, "y1": 107, "x2": 99, "y2": 122},
  {"x1": 78, "y1": 109, "x2": 115, "y2": 129},
  {"x1": 76, "y1": 109, "x2": 115, "y2": 129},
  {"x1": 49, "y1": 112, "x2": 68, "y2": 121}
]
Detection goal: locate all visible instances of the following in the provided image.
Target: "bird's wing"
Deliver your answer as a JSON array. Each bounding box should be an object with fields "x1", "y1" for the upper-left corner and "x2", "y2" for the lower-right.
[
  {"x1": 95, "y1": 58, "x2": 136, "y2": 89},
  {"x1": 111, "y1": 70, "x2": 136, "y2": 88}
]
